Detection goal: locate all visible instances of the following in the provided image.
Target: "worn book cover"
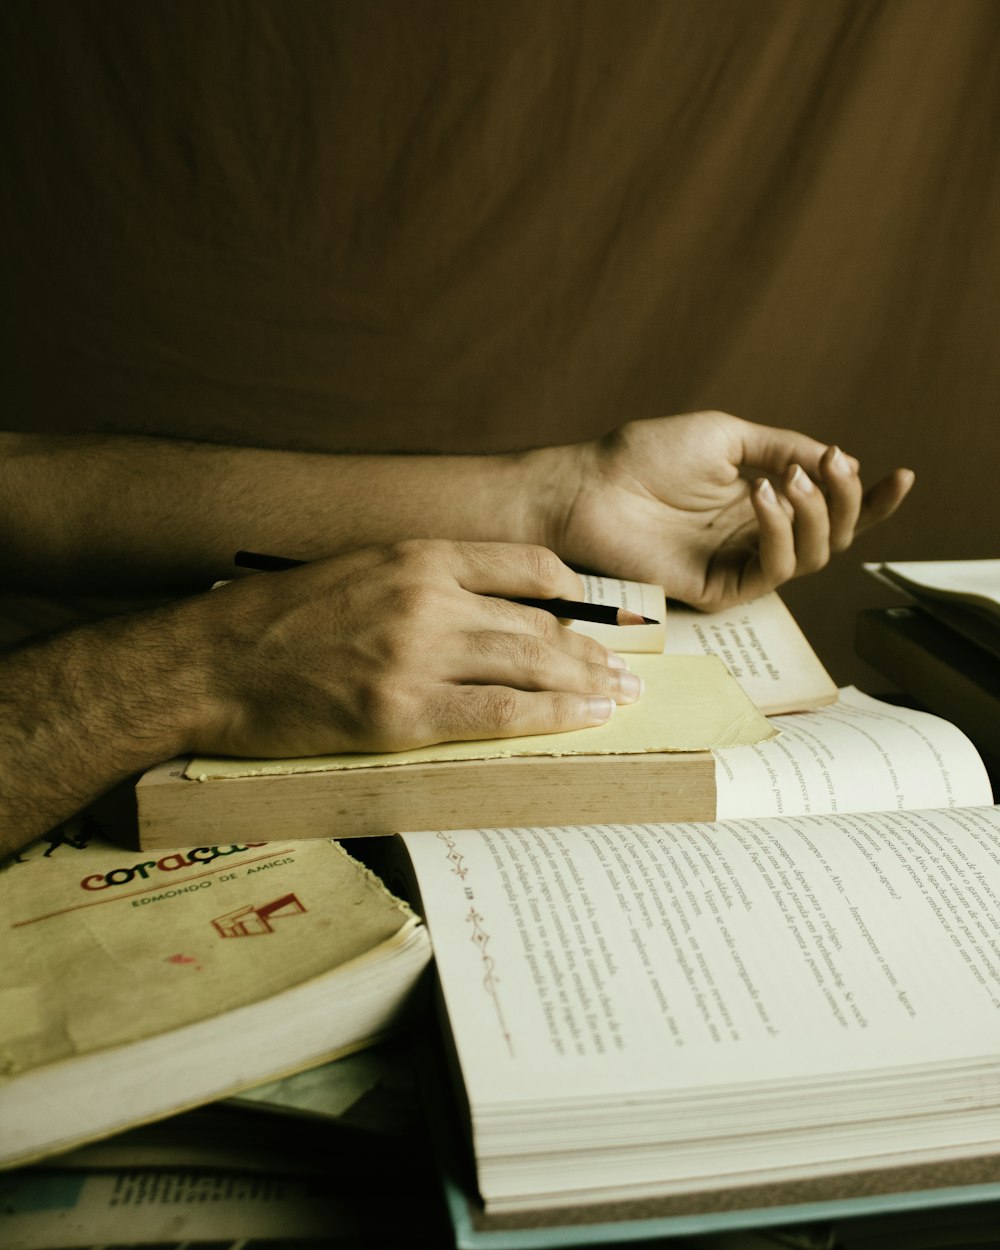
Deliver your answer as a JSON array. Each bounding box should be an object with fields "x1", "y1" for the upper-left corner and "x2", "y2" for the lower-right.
[{"x1": 0, "y1": 831, "x2": 431, "y2": 1168}]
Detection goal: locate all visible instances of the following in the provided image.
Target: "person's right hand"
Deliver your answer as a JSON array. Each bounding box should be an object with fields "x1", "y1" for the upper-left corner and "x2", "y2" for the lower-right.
[
  {"x1": 181, "y1": 539, "x2": 641, "y2": 758},
  {"x1": 537, "y1": 411, "x2": 914, "y2": 611}
]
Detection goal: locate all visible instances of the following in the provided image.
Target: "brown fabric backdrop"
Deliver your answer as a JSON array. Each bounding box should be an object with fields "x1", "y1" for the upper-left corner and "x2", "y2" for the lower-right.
[{"x1": 2, "y1": 0, "x2": 998, "y2": 683}]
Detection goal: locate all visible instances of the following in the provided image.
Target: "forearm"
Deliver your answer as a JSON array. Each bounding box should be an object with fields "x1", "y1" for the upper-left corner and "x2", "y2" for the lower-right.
[
  {"x1": 0, "y1": 432, "x2": 554, "y2": 594},
  {"x1": 0, "y1": 541, "x2": 626, "y2": 855},
  {"x1": 0, "y1": 606, "x2": 202, "y2": 853}
]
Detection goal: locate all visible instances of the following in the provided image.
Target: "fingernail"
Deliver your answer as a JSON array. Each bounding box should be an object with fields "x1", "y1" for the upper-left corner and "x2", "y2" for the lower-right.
[
  {"x1": 586, "y1": 696, "x2": 615, "y2": 723},
  {"x1": 615, "y1": 671, "x2": 644, "y2": 703},
  {"x1": 755, "y1": 477, "x2": 776, "y2": 503},
  {"x1": 790, "y1": 464, "x2": 814, "y2": 493},
  {"x1": 605, "y1": 651, "x2": 628, "y2": 670},
  {"x1": 827, "y1": 446, "x2": 849, "y2": 474}
]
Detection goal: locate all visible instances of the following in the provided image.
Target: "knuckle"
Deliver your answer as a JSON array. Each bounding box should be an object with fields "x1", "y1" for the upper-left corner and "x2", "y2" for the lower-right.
[
  {"x1": 389, "y1": 581, "x2": 433, "y2": 629},
  {"x1": 374, "y1": 626, "x2": 413, "y2": 669},
  {"x1": 477, "y1": 687, "x2": 522, "y2": 734},
  {"x1": 359, "y1": 680, "x2": 414, "y2": 748},
  {"x1": 467, "y1": 628, "x2": 495, "y2": 661},
  {"x1": 516, "y1": 635, "x2": 550, "y2": 673},
  {"x1": 379, "y1": 539, "x2": 413, "y2": 567},
  {"x1": 549, "y1": 691, "x2": 591, "y2": 727},
  {"x1": 601, "y1": 665, "x2": 631, "y2": 696},
  {"x1": 579, "y1": 637, "x2": 613, "y2": 665},
  {"x1": 471, "y1": 629, "x2": 520, "y2": 668},
  {"x1": 797, "y1": 549, "x2": 829, "y2": 575},
  {"x1": 385, "y1": 537, "x2": 444, "y2": 572},
  {"x1": 522, "y1": 544, "x2": 564, "y2": 588},
  {"x1": 528, "y1": 609, "x2": 561, "y2": 643}
]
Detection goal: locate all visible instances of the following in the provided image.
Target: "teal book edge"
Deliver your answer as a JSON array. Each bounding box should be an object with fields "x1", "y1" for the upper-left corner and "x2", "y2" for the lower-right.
[
  {"x1": 442, "y1": 1168, "x2": 1000, "y2": 1250},
  {"x1": 419, "y1": 1028, "x2": 1000, "y2": 1250}
]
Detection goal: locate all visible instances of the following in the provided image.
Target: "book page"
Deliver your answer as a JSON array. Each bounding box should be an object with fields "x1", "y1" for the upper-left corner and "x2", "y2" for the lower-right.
[
  {"x1": 714, "y1": 687, "x2": 994, "y2": 820},
  {"x1": 571, "y1": 574, "x2": 667, "y2": 652},
  {"x1": 0, "y1": 1169, "x2": 368, "y2": 1246},
  {"x1": 866, "y1": 560, "x2": 1000, "y2": 618},
  {"x1": 401, "y1": 806, "x2": 1000, "y2": 1112},
  {"x1": 664, "y1": 592, "x2": 837, "y2": 713}
]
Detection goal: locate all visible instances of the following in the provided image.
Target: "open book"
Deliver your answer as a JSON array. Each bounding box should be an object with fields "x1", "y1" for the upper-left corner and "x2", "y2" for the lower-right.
[
  {"x1": 395, "y1": 787, "x2": 1000, "y2": 1222},
  {"x1": 134, "y1": 586, "x2": 837, "y2": 848},
  {"x1": 0, "y1": 833, "x2": 431, "y2": 1170},
  {"x1": 865, "y1": 559, "x2": 1000, "y2": 662}
]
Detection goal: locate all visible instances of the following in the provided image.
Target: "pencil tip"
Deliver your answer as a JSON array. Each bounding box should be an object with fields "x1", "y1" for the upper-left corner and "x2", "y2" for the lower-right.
[{"x1": 616, "y1": 609, "x2": 658, "y2": 626}]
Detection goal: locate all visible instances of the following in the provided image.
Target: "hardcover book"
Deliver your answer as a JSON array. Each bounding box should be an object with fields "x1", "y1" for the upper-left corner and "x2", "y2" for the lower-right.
[{"x1": 134, "y1": 588, "x2": 836, "y2": 848}]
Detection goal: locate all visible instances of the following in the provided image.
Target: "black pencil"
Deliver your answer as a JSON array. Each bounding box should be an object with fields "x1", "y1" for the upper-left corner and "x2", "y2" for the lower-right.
[{"x1": 233, "y1": 551, "x2": 659, "y2": 627}]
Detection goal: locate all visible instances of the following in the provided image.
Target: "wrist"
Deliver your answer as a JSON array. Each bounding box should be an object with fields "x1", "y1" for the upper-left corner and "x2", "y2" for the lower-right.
[
  {"x1": 66, "y1": 603, "x2": 211, "y2": 767},
  {"x1": 518, "y1": 440, "x2": 592, "y2": 560},
  {"x1": 375, "y1": 447, "x2": 564, "y2": 549},
  {"x1": 0, "y1": 601, "x2": 215, "y2": 850}
]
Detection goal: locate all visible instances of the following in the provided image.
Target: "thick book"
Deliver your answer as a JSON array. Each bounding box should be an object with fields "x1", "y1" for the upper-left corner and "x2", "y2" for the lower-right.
[
  {"x1": 394, "y1": 795, "x2": 1000, "y2": 1226},
  {"x1": 428, "y1": 1048, "x2": 1000, "y2": 1250},
  {"x1": 855, "y1": 605, "x2": 1000, "y2": 770},
  {"x1": 133, "y1": 590, "x2": 837, "y2": 848},
  {"x1": 0, "y1": 833, "x2": 431, "y2": 1170}
]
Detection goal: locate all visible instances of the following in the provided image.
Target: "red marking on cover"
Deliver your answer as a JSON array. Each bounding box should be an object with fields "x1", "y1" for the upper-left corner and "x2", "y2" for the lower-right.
[
  {"x1": 166, "y1": 953, "x2": 202, "y2": 970},
  {"x1": 211, "y1": 893, "x2": 307, "y2": 938}
]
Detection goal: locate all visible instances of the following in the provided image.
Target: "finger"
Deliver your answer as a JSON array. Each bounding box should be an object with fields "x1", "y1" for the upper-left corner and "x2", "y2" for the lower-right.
[
  {"x1": 857, "y1": 467, "x2": 916, "y2": 532},
  {"x1": 819, "y1": 445, "x2": 864, "y2": 552},
  {"x1": 461, "y1": 630, "x2": 645, "y2": 703},
  {"x1": 783, "y1": 462, "x2": 831, "y2": 574},
  {"x1": 747, "y1": 476, "x2": 798, "y2": 596},
  {"x1": 430, "y1": 685, "x2": 617, "y2": 743},
  {"x1": 478, "y1": 595, "x2": 628, "y2": 667},
  {"x1": 737, "y1": 420, "x2": 833, "y2": 479},
  {"x1": 437, "y1": 540, "x2": 585, "y2": 602}
]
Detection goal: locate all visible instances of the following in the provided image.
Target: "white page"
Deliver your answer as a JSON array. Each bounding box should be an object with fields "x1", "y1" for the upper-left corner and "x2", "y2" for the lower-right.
[
  {"x1": 402, "y1": 807, "x2": 1000, "y2": 1113},
  {"x1": 664, "y1": 593, "x2": 836, "y2": 713},
  {"x1": 714, "y1": 687, "x2": 993, "y2": 820},
  {"x1": 866, "y1": 559, "x2": 1000, "y2": 616},
  {"x1": 571, "y1": 574, "x2": 666, "y2": 652}
]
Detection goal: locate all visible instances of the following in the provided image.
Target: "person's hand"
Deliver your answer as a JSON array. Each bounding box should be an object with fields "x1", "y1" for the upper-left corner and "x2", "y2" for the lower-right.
[
  {"x1": 540, "y1": 410, "x2": 914, "y2": 611},
  {"x1": 184, "y1": 540, "x2": 642, "y2": 757}
]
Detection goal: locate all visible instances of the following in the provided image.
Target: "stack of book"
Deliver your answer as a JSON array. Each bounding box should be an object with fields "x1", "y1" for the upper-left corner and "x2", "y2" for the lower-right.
[
  {"x1": 857, "y1": 560, "x2": 1000, "y2": 779},
  {"x1": 5, "y1": 581, "x2": 1000, "y2": 1248}
]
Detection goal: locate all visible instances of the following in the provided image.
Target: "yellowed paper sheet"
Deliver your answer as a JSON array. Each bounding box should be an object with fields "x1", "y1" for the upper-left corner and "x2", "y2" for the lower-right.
[{"x1": 187, "y1": 654, "x2": 776, "y2": 781}]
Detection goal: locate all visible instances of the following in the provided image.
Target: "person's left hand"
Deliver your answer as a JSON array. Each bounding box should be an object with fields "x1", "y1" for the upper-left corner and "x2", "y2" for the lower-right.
[{"x1": 536, "y1": 410, "x2": 914, "y2": 611}]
